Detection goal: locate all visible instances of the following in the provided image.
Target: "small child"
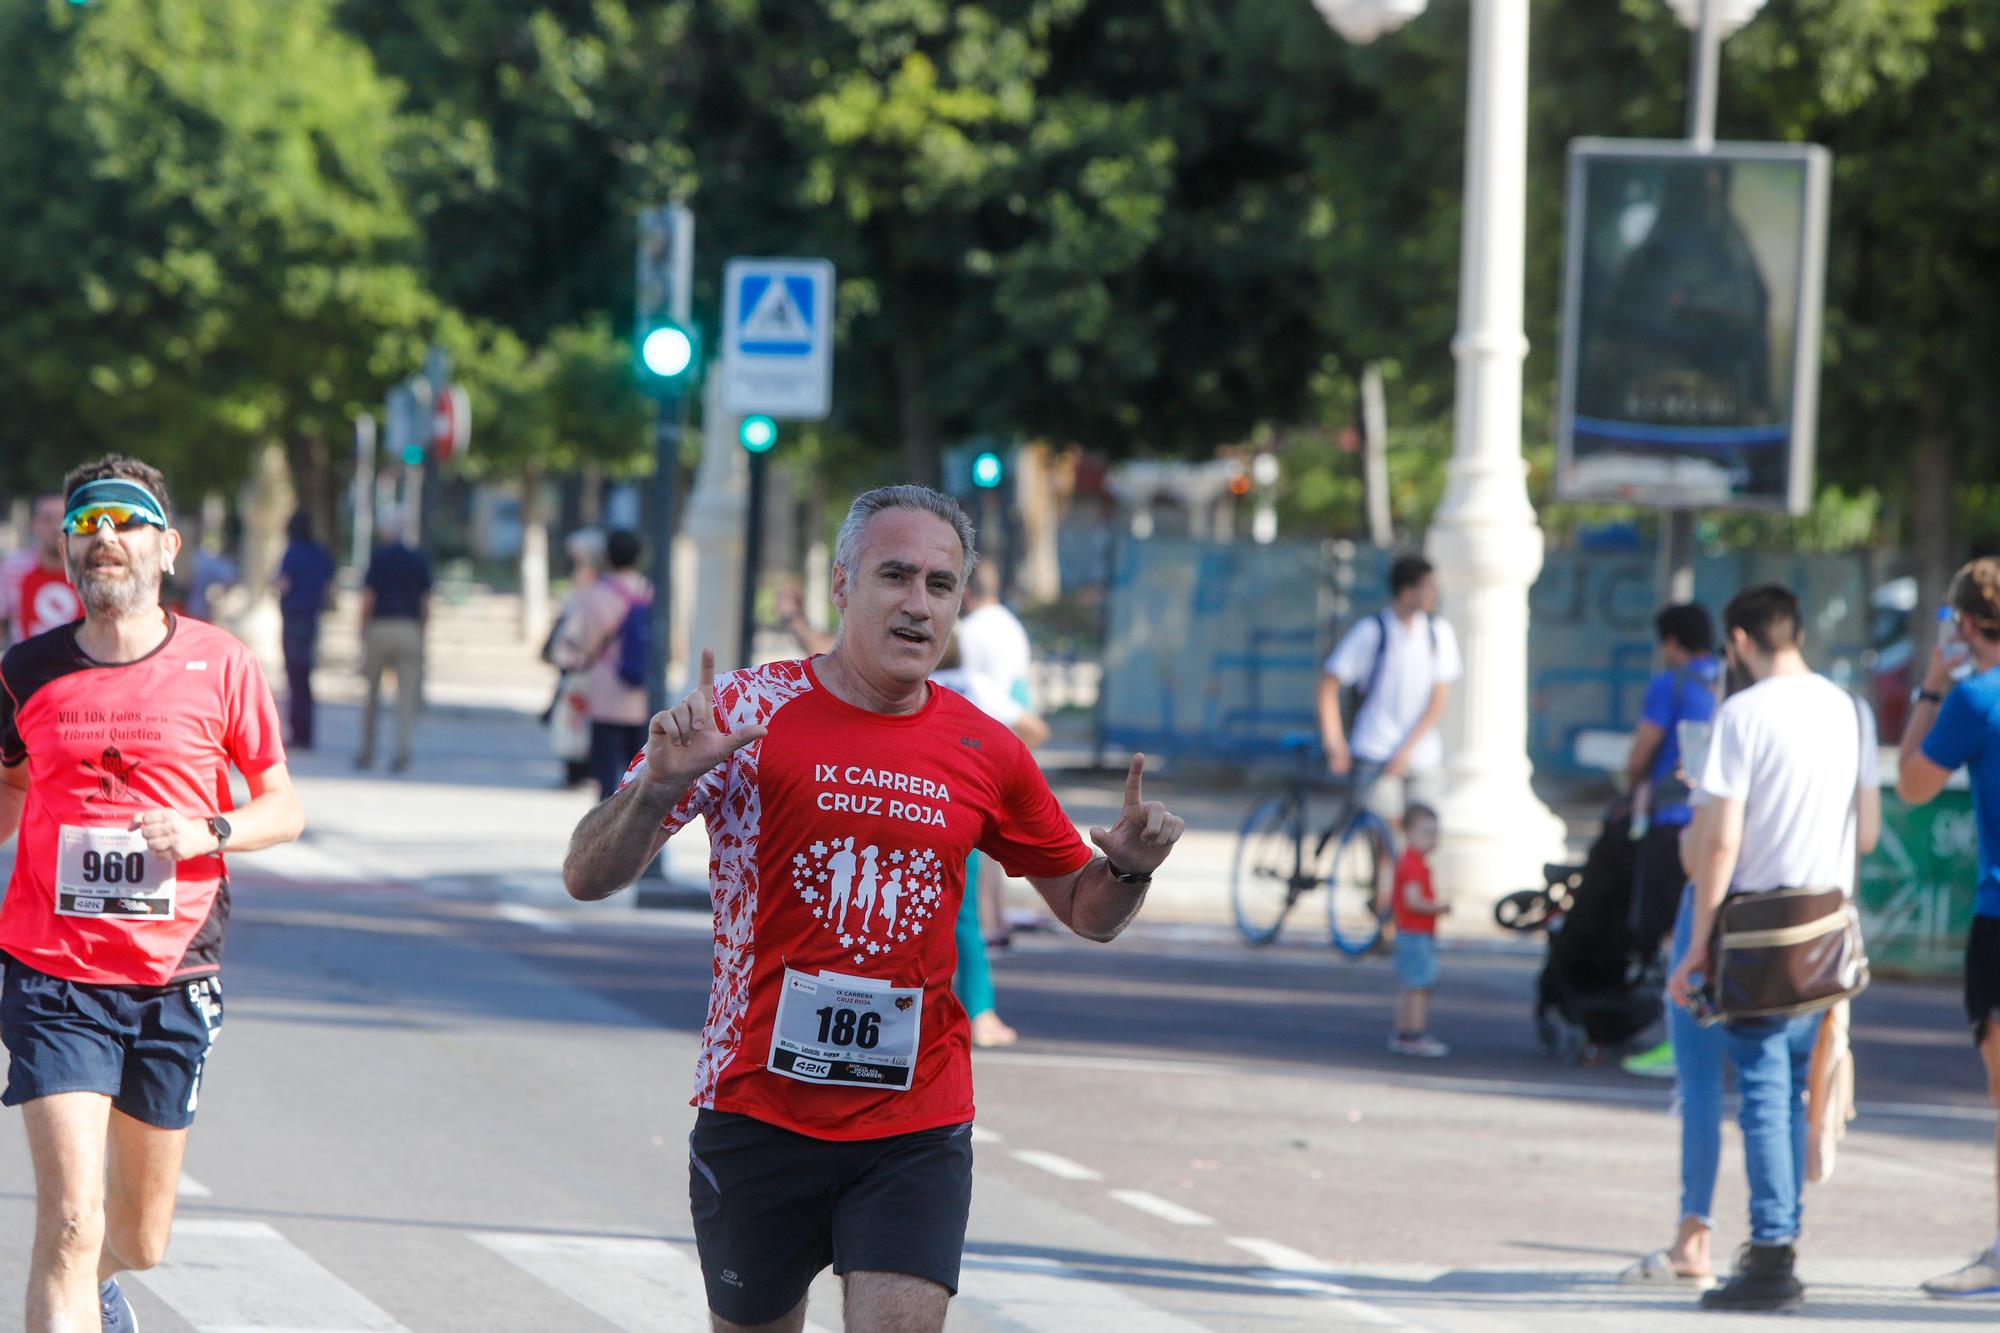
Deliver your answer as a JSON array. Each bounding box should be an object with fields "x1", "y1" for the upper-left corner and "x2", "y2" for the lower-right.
[{"x1": 1389, "y1": 803, "x2": 1450, "y2": 1058}]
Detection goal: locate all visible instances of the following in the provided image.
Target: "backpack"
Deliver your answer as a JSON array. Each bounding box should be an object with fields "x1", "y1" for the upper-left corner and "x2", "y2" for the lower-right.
[
  {"x1": 1341, "y1": 610, "x2": 1441, "y2": 727},
  {"x1": 598, "y1": 582, "x2": 653, "y2": 689}
]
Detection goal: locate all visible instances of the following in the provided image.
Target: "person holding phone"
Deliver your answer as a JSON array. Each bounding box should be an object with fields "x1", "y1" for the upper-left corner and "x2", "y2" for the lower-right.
[{"x1": 1897, "y1": 557, "x2": 2000, "y2": 1299}]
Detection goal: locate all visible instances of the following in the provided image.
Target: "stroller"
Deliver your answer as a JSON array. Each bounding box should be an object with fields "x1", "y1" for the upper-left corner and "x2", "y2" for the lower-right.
[{"x1": 1497, "y1": 804, "x2": 1665, "y2": 1063}]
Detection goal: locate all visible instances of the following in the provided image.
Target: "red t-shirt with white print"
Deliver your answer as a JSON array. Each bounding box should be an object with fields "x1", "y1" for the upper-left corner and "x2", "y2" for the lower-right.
[{"x1": 623, "y1": 657, "x2": 1091, "y2": 1141}]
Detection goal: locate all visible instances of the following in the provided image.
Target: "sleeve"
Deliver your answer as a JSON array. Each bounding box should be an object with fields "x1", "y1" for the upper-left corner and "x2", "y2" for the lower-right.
[
  {"x1": 1323, "y1": 620, "x2": 1376, "y2": 686},
  {"x1": 362, "y1": 553, "x2": 382, "y2": 595},
  {"x1": 224, "y1": 644, "x2": 288, "y2": 777},
  {"x1": 1639, "y1": 671, "x2": 1677, "y2": 730},
  {"x1": 1858, "y1": 698, "x2": 1881, "y2": 790},
  {"x1": 0, "y1": 658, "x2": 24, "y2": 766},
  {"x1": 1921, "y1": 686, "x2": 1981, "y2": 774},
  {"x1": 620, "y1": 753, "x2": 726, "y2": 837},
  {"x1": 1696, "y1": 697, "x2": 1750, "y2": 803},
  {"x1": 1432, "y1": 618, "x2": 1464, "y2": 685},
  {"x1": 977, "y1": 741, "x2": 1093, "y2": 879}
]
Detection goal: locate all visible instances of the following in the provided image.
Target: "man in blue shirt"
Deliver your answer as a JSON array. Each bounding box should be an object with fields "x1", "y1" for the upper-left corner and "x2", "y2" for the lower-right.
[
  {"x1": 356, "y1": 511, "x2": 431, "y2": 773},
  {"x1": 1899, "y1": 557, "x2": 2000, "y2": 1299},
  {"x1": 1626, "y1": 604, "x2": 1723, "y2": 946},
  {"x1": 275, "y1": 512, "x2": 337, "y2": 750}
]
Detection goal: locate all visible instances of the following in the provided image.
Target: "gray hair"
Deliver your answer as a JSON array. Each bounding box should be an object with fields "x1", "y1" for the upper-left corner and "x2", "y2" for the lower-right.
[
  {"x1": 833, "y1": 485, "x2": 978, "y2": 585},
  {"x1": 566, "y1": 527, "x2": 606, "y2": 569}
]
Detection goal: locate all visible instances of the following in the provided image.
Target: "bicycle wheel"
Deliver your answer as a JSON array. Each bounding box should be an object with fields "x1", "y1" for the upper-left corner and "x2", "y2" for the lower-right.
[
  {"x1": 1232, "y1": 797, "x2": 1303, "y2": 946},
  {"x1": 1324, "y1": 811, "x2": 1392, "y2": 957},
  {"x1": 1493, "y1": 887, "x2": 1557, "y2": 933}
]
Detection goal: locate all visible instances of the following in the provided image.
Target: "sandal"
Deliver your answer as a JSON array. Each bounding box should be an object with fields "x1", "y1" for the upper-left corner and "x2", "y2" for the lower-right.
[{"x1": 1619, "y1": 1249, "x2": 1716, "y2": 1289}]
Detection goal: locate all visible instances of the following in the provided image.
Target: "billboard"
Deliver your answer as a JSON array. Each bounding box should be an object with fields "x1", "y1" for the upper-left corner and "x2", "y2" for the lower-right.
[{"x1": 1555, "y1": 140, "x2": 1831, "y2": 513}]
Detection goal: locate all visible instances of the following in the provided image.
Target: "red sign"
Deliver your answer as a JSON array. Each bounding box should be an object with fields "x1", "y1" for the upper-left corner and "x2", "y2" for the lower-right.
[{"x1": 429, "y1": 385, "x2": 472, "y2": 462}]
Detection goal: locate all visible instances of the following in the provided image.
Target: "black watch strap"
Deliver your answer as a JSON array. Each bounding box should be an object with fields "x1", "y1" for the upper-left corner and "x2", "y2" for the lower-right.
[
  {"x1": 1104, "y1": 856, "x2": 1152, "y2": 885},
  {"x1": 206, "y1": 815, "x2": 232, "y2": 851},
  {"x1": 1916, "y1": 689, "x2": 1945, "y2": 705}
]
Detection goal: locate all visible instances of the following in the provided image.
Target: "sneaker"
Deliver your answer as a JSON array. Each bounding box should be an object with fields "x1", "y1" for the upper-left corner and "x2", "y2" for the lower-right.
[
  {"x1": 1389, "y1": 1034, "x2": 1449, "y2": 1058},
  {"x1": 1922, "y1": 1249, "x2": 2000, "y2": 1298},
  {"x1": 1621, "y1": 1039, "x2": 1676, "y2": 1079},
  {"x1": 1701, "y1": 1243, "x2": 1803, "y2": 1311},
  {"x1": 100, "y1": 1277, "x2": 140, "y2": 1332}
]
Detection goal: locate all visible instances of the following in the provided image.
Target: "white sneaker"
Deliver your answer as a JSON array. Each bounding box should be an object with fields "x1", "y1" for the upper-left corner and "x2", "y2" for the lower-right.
[
  {"x1": 1389, "y1": 1034, "x2": 1449, "y2": 1058},
  {"x1": 1922, "y1": 1249, "x2": 2000, "y2": 1298}
]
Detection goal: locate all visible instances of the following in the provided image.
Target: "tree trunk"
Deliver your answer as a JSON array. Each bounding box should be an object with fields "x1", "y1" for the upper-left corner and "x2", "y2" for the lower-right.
[
  {"x1": 519, "y1": 458, "x2": 551, "y2": 644},
  {"x1": 1909, "y1": 426, "x2": 1958, "y2": 666},
  {"x1": 896, "y1": 343, "x2": 941, "y2": 488},
  {"x1": 283, "y1": 433, "x2": 339, "y2": 549}
]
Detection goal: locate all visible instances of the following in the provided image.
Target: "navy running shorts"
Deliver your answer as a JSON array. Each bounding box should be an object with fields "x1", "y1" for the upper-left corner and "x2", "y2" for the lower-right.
[
  {"x1": 688, "y1": 1108, "x2": 974, "y2": 1324},
  {"x1": 1, "y1": 957, "x2": 223, "y2": 1130}
]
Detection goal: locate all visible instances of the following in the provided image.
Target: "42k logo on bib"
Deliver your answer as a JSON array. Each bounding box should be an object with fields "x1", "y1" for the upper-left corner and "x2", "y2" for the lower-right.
[{"x1": 791, "y1": 839, "x2": 949, "y2": 965}]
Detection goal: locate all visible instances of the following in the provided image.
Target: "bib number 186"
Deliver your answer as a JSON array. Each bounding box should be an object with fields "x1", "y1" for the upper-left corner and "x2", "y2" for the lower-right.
[{"x1": 814, "y1": 1007, "x2": 882, "y2": 1049}]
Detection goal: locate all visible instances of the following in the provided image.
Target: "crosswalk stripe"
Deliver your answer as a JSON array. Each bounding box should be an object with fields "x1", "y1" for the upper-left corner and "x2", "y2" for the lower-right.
[
  {"x1": 1108, "y1": 1189, "x2": 1214, "y2": 1227},
  {"x1": 471, "y1": 1231, "x2": 838, "y2": 1333},
  {"x1": 958, "y1": 1254, "x2": 1214, "y2": 1330},
  {"x1": 132, "y1": 1219, "x2": 409, "y2": 1332},
  {"x1": 176, "y1": 1172, "x2": 212, "y2": 1198},
  {"x1": 1009, "y1": 1149, "x2": 1103, "y2": 1181}
]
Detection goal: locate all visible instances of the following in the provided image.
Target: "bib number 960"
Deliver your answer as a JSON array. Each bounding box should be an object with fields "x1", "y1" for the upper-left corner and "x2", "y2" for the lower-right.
[
  {"x1": 78, "y1": 849, "x2": 148, "y2": 885},
  {"x1": 56, "y1": 825, "x2": 178, "y2": 920}
]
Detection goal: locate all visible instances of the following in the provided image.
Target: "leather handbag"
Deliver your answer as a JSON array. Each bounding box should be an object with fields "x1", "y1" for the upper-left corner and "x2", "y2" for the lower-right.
[{"x1": 1699, "y1": 696, "x2": 1871, "y2": 1026}]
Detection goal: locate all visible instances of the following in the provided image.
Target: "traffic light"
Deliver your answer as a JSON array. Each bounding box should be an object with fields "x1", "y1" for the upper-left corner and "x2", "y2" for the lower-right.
[
  {"x1": 739, "y1": 415, "x2": 777, "y2": 453},
  {"x1": 971, "y1": 450, "x2": 1004, "y2": 489},
  {"x1": 640, "y1": 321, "x2": 698, "y2": 386}
]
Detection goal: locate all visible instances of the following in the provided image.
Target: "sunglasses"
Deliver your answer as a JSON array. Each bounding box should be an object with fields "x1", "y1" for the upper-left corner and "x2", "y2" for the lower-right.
[{"x1": 62, "y1": 504, "x2": 168, "y2": 536}]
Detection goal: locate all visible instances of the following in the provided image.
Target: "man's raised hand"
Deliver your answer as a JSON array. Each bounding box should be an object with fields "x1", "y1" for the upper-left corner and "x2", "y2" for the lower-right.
[
  {"x1": 1087, "y1": 753, "x2": 1185, "y2": 878},
  {"x1": 641, "y1": 649, "x2": 767, "y2": 791}
]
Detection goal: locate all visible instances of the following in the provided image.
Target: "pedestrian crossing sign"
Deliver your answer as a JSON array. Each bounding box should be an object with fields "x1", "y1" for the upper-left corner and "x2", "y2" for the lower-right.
[{"x1": 722, "y1": 257, "x2": 835, "y2": 420}]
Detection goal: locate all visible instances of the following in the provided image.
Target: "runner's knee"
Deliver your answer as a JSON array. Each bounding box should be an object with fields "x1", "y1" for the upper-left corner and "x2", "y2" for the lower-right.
[
  {"x1": 103, "y1": 1210, "x2": 172, "y2": 1271},
  {"x1": 36, "y1": 1200, "x2": 104, "y2": 1257}
]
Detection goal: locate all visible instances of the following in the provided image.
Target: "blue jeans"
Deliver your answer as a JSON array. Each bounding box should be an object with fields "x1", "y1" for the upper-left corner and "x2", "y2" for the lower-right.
[
  {"x1": 1724, "y1": 1009, "x2": 1823, "y2": 1245},
  {"x1": 1670, "y1": 885, "x2": 1727, "y2": 1227}
]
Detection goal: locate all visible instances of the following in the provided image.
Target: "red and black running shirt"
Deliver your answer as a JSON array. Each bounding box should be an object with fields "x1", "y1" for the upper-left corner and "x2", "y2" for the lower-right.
[
  {"x1": 0, "y1": 616, "x2": 285, "y2": 986},
  {"x1": 623, "y1": 657, "x2": 1092, "y2": 1141}
]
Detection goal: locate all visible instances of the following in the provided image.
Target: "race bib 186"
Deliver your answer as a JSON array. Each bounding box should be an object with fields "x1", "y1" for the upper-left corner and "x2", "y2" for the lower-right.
[
  {"x1": 767, "y1": 968, "x2": 923, "y2": 1091},
  {"x1": 55, "y1": 825, "x2": 177, "y2": 921}
]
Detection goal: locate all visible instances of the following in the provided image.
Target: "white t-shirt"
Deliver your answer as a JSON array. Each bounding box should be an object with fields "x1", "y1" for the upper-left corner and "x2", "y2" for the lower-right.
[
  {"x1": 957, "y1": 603, "x2": 1033, "y2": 707},
  {"x1": 1695, "y1": 672, "x2": 1878, "y2": 895},
  {"x1": 1323, "y1": 611, "x2": 1463, "y2": 769},
  {"x1": 930, "y1": 667, "x2": 1023, "y2": 728}
]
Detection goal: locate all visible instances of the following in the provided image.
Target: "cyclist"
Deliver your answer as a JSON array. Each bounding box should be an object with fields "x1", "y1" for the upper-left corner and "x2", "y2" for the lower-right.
[
  {"x1": 0, "y1": 456, "x2": 304, "y2": 1332},
  {"x1": 563, "y1": 484, "x2": 1185, "y2": 1333},
  {"x1": 1317, "y1": 554, "x2": 1462, "y2": 829}
]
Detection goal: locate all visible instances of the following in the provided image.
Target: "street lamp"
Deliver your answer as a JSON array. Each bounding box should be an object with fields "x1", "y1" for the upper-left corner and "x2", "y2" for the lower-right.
[
  {"x1": 1314, "y1": 0, "x2": 1565, "y2": 907},
  {"x1": 1664, "y1": 0, "x2": 1766, "y2": 40}
]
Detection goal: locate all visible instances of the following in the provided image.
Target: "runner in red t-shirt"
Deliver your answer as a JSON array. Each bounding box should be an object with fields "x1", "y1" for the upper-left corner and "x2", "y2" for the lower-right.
[
  {"x1": 0, "y1": 492, "x2": 81, "y2": 646},
  {"x1": 563, "y1": 485, "x2": 1189, "y2": 1331},
  {"x1": 0, "y1": 457, "x2": 304, "y2": 1332}
]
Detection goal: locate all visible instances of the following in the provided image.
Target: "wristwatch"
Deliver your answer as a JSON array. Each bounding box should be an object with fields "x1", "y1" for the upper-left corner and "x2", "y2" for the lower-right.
[
  {"x1": 1913, "y1": 688, "x2": 1945, "y2": 706},
  {"x1": 1104, "y1": 857, "x2": 1152, "y2": 886},
  {"x1": 206, "y1": 815, "x2": 232, "y2": 853}
]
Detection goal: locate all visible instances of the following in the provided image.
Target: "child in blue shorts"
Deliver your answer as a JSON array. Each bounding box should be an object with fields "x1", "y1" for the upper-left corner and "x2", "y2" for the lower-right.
[{"x1": 1390, "y1": 803, "x2": 1451, "y2": 1057}]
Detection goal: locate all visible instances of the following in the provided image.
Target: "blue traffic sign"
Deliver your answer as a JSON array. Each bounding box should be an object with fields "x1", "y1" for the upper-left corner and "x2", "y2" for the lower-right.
[{"x1": 722, "y1": 258, "x2": 835, "y2": 420}]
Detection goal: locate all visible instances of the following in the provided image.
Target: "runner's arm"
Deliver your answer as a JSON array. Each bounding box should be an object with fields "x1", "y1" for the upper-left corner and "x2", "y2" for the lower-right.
[
  {"x1": 1027, "y1": 857, "x2": 1147, "y2": 944},
  {"x1": 562, "y1": 779, "x2": 678, "y2": 901},
  {"x1": 130, "y1": 762, "x2": 304, "y2": 862},
  {"x1": 0, "y1": 760, "x2": 25, "y2": 845}
]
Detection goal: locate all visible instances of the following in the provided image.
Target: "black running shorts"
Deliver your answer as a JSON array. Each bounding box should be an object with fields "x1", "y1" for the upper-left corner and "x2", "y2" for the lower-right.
[
  {"x1": 687, "y1": 1108, "x2": 974, "y2": 1325},
  {"x1": 1967, "y1": 915, "x2": 2000, "y2": 1047}
]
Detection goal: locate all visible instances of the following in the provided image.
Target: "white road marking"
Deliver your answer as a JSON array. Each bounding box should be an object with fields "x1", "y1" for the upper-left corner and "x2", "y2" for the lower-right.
[
  {"x1": 1108, "y1": 1189, "x2": 1214, "y2": 1227},
  {"x1": 131, "y1": 1219, "x2": 410, "y2": 1331},
  {"x1": 958, "y1": 1254, "x2": 1214, "y2": 1330},
  {"x1": 493, "y1": 903, "x2": 573, "y2": 932},
  {"x1": 971, "y1": 1124, "x2": 1003, "y2": 1144},
  {"x1": 474, "y1": 1232, "x2": 841, "y2": 1332},
  {"x1": 176, "y1": 1172, "x2": 211, "y2": 1198},
  {"x1": 975, "y1": 1050, "x2": 1229, "y2": 1078},
  {"x1": 1010, "y1": 1149, "x2": 1103, "y2": 1181},
  {"x1": 1227, "y1": 1237, "x2": 1421, "y2": 1329}
]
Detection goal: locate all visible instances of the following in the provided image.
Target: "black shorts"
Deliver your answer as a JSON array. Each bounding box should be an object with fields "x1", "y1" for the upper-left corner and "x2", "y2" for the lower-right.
[
  {"x1": 1967, "y1": 916, "x2": 2000, "y2": 1046},
  {"x1": 688, "y1": 1109, "x2": 974, "y2": 1324},
  {"x1": 0, "y1": 957, "x2": 223, "y2": 1130}
]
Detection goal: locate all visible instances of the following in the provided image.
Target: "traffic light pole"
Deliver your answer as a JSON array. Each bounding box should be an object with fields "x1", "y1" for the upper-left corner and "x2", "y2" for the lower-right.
[
  {"x1": 738, "y1": 449, "x2": 768, "y2": 669},
  {"x1": 647, "y1": 395, "x2": 684, "y2": 719}
]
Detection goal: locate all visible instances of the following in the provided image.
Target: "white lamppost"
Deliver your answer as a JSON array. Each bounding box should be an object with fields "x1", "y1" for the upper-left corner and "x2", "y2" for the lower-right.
[{"x1": 1315, "y1": 0, "x2": 1565, "y2": 907}]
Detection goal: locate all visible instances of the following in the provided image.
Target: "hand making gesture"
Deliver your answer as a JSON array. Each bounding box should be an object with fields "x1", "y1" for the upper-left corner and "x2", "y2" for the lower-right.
[
  {"x1": 641, "y1": 649, "x2": 767, "y2": 793},
  {"x1": 1087, "y1": 753, "x2": 1185, "y2": 879}
]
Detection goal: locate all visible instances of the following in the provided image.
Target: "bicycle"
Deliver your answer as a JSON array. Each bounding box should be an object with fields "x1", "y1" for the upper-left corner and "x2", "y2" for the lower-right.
[{"x1": 1230, "y1": 732, "x2": 1398, "y2": 955}]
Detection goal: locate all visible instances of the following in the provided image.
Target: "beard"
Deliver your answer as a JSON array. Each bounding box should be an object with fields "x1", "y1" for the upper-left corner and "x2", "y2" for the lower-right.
[{"x1": 68, "y1": 542, "x2": 163, "y2": 618}]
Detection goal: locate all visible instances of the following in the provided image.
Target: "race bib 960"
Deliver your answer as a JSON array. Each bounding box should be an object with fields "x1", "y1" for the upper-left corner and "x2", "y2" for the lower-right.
[{"x1": 55, "y1": 825, "x2": 177, "y2": 921}]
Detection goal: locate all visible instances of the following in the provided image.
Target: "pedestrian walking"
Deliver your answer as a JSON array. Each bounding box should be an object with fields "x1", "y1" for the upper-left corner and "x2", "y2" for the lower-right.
[
  {"x1": 1388, "y1": 803, "x2": 1450, "y2": 1057},
  {"x1": 1621, "y1": 603, "x2": 1722, "y2": 1079},
  {"x1": 1666, "y1": 584, "x2": 1880, "y2": 1312},
  {"x1": 354, "y1": 508, "x2": 431, "y2": 773},
  {"x1": 0, "y1": 455, "x2": 304, "y2": 1332},
  {"x1": 1317, "y1": 554, "x2": 1462, "y2": 827},
  {"x1": 543, "y1": 528, "x2": 605, "y2": 788},
  {"x1": 0, "y1": 491, "x2": 82, "y2": 648},
  {"x1": 562, "y1": 484, "x2": 1186, "y2": 1332},
  {"x1": 957, "y1": 562, "x2": 1036, "y2": 947},
  {"x1": 554, "y1": 528, "x2": 652, "y2": 799},
  {"x1": 275, "y1": 510, "x2": 337, "y2": 751},
  {"x1": 1895, "y1": 556, "x2": 2000, "y2": 1299}
]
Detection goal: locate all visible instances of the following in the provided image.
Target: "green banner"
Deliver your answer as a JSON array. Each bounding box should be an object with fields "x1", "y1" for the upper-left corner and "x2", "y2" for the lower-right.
[{"x1": 1858, "y1": 788, "x2": 1980, "y2": 978}]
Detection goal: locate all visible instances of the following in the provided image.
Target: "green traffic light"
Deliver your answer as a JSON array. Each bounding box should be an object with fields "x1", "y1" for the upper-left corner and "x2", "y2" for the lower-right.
[
  {"x1": 971, "y1": 451, "x2": 1004, "y2": 489},
  {"x1": 401, "y1": 444, "x2": 424, "y2": 466},
  {"x1": 641, "y1": 325, "x2": 695, "y2": 378},
  {"x1": 739, "y1": 415, "x2": 778, "y2": 453}
]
